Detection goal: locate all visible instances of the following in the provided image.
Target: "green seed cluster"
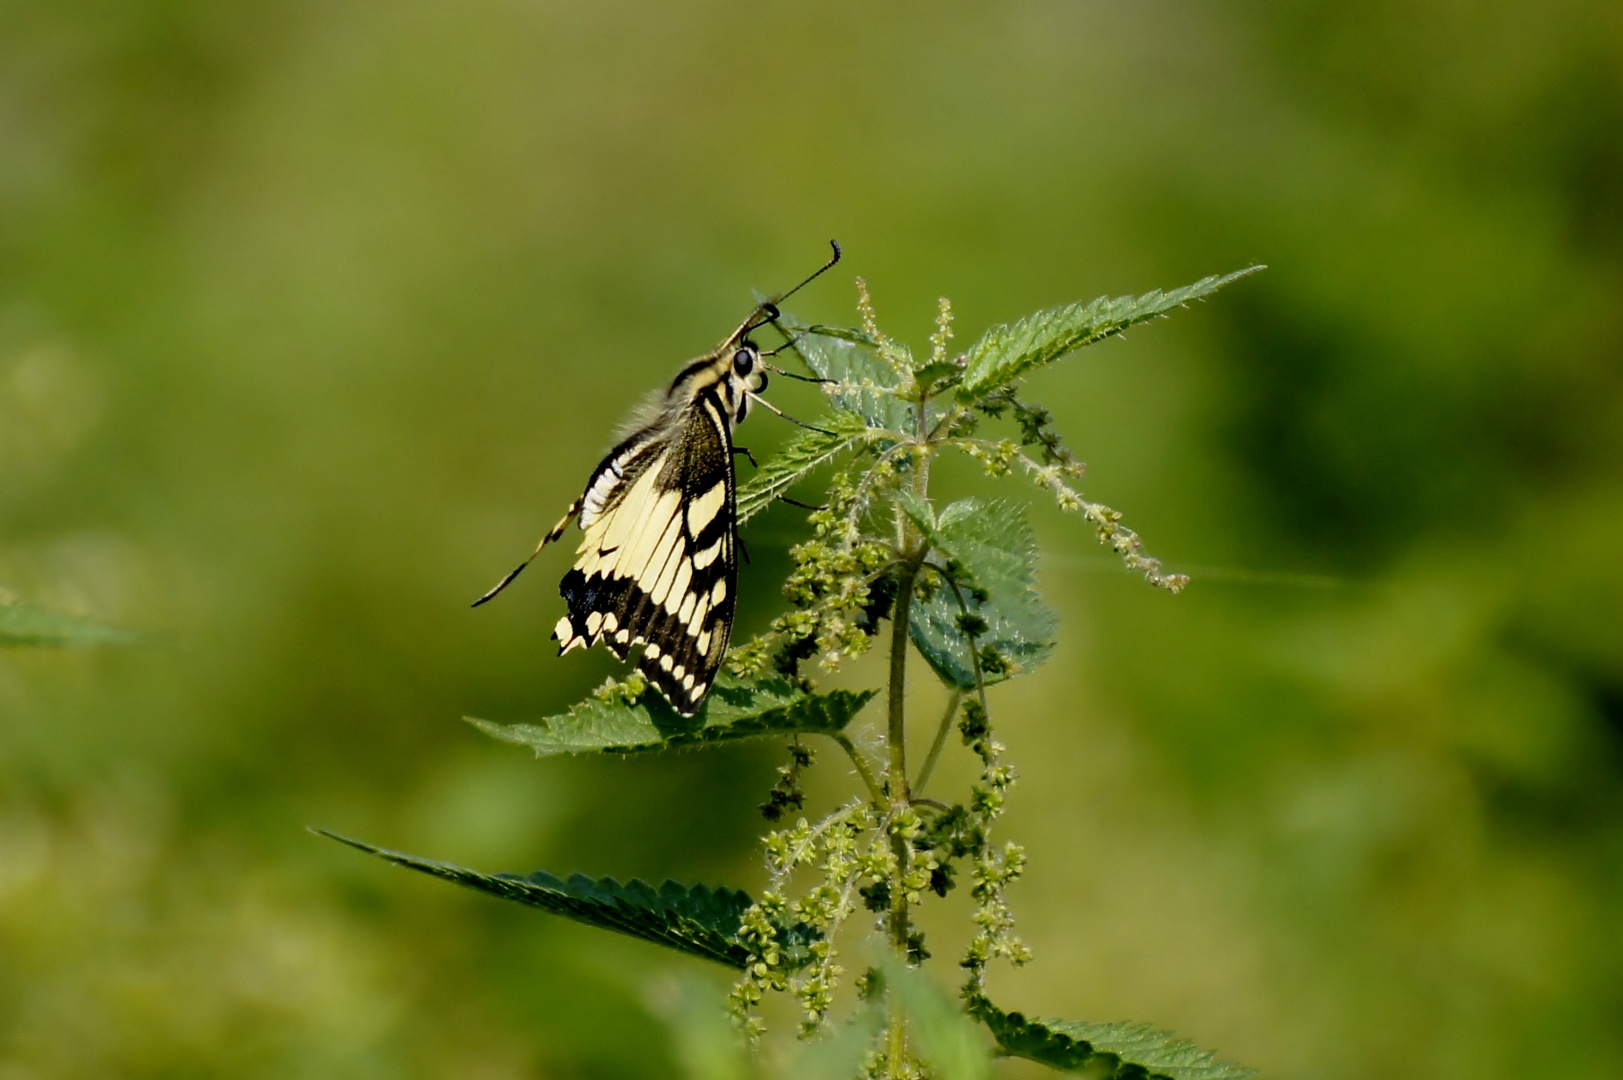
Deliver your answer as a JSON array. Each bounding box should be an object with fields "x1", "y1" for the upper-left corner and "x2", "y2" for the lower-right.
[
  {"x1": 728, "y1": 468, "x2": 898, "y2": 683},
  {"x1": 728, "y1": 804, "x2": 898, "y2": 1039},
  {"x1": 760, "y1": 739, "x2": 812, "y2": 822},
  {"x1": 952, "y1": 698, "x2": 1032, "y2": 1002},
  {"x1": 588, "y1": 671, "x2": 647, "y2": 705},
  {"x1": 713, "y1": 278, "x2": 1195, "y2": 1056}
]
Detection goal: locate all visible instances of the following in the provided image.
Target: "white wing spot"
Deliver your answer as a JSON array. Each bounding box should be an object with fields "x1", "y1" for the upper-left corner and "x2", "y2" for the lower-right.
[
  {"x1": 693, "y1": 538, "x2": 724, "y2": 570},
  {"x1": 644, "y1": 642, "x2": 661, "y2": 660},
  {"x1": 585, "y1": 611, "x2": 603, "y2": 636}
]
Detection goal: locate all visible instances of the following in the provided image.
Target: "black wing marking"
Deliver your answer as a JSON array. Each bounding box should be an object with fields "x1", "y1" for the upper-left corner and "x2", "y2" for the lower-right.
[{"x1": 554, "y1": 391, "x2": 737, "y2": 715}]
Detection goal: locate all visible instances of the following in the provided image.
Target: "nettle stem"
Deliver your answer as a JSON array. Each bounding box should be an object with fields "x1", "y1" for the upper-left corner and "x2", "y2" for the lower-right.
[
  {"x1": 914, "y1": 689, "x2": 961, "y2": 796},
  {"x1": 884, "y1": 390, "x2": 936, "y2": 1077},
  {"x1": 884, "y1": 543, "x2": 926, "y2": 1076}
]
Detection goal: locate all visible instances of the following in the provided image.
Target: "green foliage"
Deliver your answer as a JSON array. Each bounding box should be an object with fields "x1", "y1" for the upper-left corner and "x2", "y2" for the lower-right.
[
  {"x1": 0, "y1": 591, "x2": 133, "y2": 647},
  {"x1": 904, "y1": 497, "x2": 1057, "y2": 690},
  {"x1": 886, "y1": 962, "x2": 993, "y2": 1080},
  {"x1": 331, "y1": 264, "x2": 1258, "y2": 1079},
  {"x1": 314, "y1": 830, "x2": 818, "y2": 970},
  {"x1": 781, "y1": 316, "x2": 914, "y2": 433},
  {"x1": 974, "y1": 1003, "x2": 1255, "y2": 1080},
  {"x1": 11, "y1": 3, "x2": 1623, "y2": 1076},
  {"x1": 467, "y1": 675, "x2": 877, "y2": 757},
  {"x1": 737, "y1": 410, "x2": 874, "y2": 524},
  {"x1": 954, "y1": 268, "x2": 1264, "y2": 403}
]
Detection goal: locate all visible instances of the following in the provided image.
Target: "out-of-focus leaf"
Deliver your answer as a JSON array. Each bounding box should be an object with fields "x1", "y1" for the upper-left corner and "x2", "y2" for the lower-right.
[
  {"x1": 737, "y1": 409, "x2": 872, "y2": 524},
  {"x1": 908, "y1": 499, "x2": 1057, "y2": 689},
  {"x1": 887, "y1": 962, "x2": 993, "y2": 1080},
  {"x1": 975, "y1": 1002, "x2": 1255, "y2": 1080},
  {"x1": 645, "y1": 971, "x2": 751, "y2": 1080},
  {"x1": 955, "y1": 267, "x2": 1263, "y2": 403},
  {"x1": 467, "y1": 676, "x2": 876, "y2": 757},
  {"x1": 314, "y1": 831, "x2": 818, "y2": 970},
  {"x1": 785, "y1": 1008, "x2": 885, "y2": 1080},
  {"x1": 0, "y1": 592, "x2": 135, "y2": 647}
]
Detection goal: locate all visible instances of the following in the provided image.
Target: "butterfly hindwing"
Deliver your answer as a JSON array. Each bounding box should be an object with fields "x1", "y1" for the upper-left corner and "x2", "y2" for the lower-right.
[{"x1": 554, "y1": 390, "x2": 737, "y2": 714}]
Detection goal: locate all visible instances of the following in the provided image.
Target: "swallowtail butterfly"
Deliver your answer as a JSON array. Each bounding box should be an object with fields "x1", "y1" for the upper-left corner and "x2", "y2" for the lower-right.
[{"x1": 474, "y1": 242, "x2": 842, "y2": 715}]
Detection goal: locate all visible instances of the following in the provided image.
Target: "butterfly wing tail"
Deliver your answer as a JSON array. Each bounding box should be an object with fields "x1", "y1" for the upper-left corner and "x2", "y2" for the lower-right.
[{"x1": 471, "y1": 498, "x2": 582, "y2": 607}]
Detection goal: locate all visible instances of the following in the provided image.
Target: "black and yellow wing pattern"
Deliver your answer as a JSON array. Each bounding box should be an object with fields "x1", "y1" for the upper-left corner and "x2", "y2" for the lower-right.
[
  {"x1": 474, "y1": 241, "x2": 840, "y2": 716},
  {"x1": 552, "y1": 390, "x2": 738, "y2": 714}
]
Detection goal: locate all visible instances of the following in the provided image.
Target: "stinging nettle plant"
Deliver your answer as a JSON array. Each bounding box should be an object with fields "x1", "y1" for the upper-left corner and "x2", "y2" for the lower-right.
[{"x1": 321, "y1": 262, "x2": 1263, "y2": 1080}]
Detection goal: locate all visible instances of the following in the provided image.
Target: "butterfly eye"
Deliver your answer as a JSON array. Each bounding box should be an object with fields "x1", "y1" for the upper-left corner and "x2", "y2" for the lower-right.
[{"x1": 732, "y1": 348, "x2": 756, "y2": 377}]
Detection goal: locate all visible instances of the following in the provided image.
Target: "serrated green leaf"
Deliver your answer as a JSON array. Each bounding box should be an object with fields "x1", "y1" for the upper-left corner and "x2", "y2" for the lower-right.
[
  {"x1": 737, "y1": 409, "x2": 871, "y2": 525},
  {"x1": 956, "y1": 267, "x2": 1263, "y2": 402},
  {"x1": 784, "y1": 322, "x2": 914, "y2": 433},
  {"x1": 314, "y1": 830, "x2": 818, "y2": 970},
  {"x1": 0, "y1": 592, "x2": 135, "y2": 647},
  {"x1": 975, "y1": 1002, "x2": 1256, "y2": 1080},
  {"x1": 912, "y1": 359, "x2": 963, "y2": 395},
  {"x1": 467, "y1": 675, "x2": 877, "y2": 757},
  {"x1": 895, "y1": 487, "x2": 937, "y2": 536},
  {"x1": 800, "y1": 324, "x2": 883, "y2": 348},
  {"x1": 908, "y1": 499, "x2": 1057, "y2": 690}
]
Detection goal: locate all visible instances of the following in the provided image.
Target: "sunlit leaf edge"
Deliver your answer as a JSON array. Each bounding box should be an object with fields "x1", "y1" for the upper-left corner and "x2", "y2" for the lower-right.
[
  {"x1": 737, "y1": 409, "x2": 872, "y2": 524},
  {"x1": 973, "y1": 1001, "x2": 1256, "y2": 1080},
  {"x1": 956, "y1": 266, "x2": 1264, "y2": 402},
  {"x1": 312, "y1": 830, "x2": 819, "y2": 970},
  {"x1": 467, "y1": 676, "x2": 878, "y2": 757}
]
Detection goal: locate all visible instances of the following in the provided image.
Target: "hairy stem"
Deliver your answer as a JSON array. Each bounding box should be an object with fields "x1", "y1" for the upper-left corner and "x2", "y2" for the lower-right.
[
  {"x1": 829, "y1": 732, "x2": 885, "y2": 806},
  {"x1": 885, "y1": 551, "x2": 923, "y2": 1077},
  {"x1": 913, "y1": 689, "x2": 962, "y2": 797},
  {"x1": 884, "y1": 435, "x2": 933, "y2": 1078},
  {"x1": 887, "y1": 554, "x2": 922, "y2": 804}
]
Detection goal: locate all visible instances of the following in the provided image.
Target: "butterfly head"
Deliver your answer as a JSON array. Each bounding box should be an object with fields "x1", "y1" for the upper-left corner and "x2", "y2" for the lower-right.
[{"x1": 718, "y1": 339, "x2": 769, "y2": 427}]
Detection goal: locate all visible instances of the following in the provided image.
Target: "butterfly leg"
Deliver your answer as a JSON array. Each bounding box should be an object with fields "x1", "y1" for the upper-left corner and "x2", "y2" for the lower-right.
[
  {"x1": 471, "y1": 497, "x2": 582, "y2": 607},
  {"x1": 745, "y1": 392, "x2": 833, "y2": 436},
  {"x1": 732, "y1": 446, "x2": 759, "y2": 468}
]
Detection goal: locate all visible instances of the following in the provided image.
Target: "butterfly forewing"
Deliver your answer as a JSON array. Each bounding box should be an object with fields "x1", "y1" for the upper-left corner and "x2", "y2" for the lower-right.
[{"x1": 554, "y1": 389, "x2": 737, "y2": 714}]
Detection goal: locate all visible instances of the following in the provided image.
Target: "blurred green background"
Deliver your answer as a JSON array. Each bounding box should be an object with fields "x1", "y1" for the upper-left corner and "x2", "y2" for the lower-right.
[{"x1": 2, "y1": 1, "x2": 1621, "y2": 1077}]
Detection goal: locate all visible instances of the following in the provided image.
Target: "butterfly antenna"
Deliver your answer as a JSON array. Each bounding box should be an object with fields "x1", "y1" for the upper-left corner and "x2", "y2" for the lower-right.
[
  {"x1": 743, "y1": 240, "x2": 842, "y2": 335},
  {"x1": 471, "y1": 499, "x2": 580, "y2": 607}
]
